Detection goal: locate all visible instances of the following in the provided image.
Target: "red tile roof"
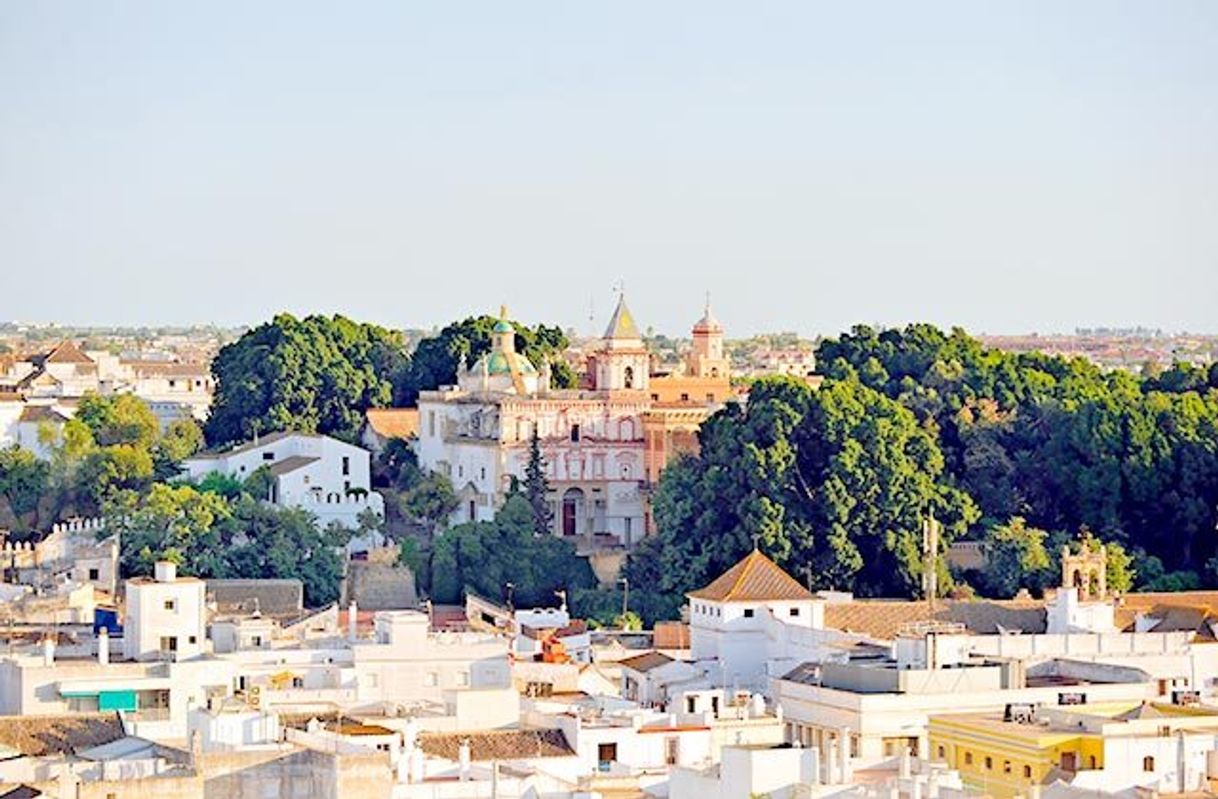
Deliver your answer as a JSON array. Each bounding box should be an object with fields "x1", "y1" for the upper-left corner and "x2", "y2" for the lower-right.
[{"x1": 688, "y1": 549, "x2": 814, "y2": 602}]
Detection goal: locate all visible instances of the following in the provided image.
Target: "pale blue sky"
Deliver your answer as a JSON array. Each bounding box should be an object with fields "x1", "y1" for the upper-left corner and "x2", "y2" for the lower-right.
[{"x1": 2, "y1": 2, "x2": 1216, "y2": 336}]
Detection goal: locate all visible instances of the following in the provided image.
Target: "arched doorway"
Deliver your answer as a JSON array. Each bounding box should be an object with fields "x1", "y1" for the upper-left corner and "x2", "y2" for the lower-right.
[{"x1": 562, "y1": 488, "x2": 585, "y2": 536}]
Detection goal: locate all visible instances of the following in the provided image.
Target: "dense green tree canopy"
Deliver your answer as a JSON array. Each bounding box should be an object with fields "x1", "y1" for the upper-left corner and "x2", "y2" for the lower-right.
[
  {"x1": 430, "y1": 494, "x2": 595, "y2": 606},
  {"x1": 634, "y1": 375, "x2": 978, "y2": 599},
  {"x1": 205, "y1": 314, "x2": 408, "y2": 446},
  {"x1": 633, "y1": 324, "x2": 1218, "y2": 609}
]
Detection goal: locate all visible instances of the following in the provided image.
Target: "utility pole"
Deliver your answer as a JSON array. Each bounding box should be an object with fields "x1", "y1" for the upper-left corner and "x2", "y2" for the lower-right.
[{"x1": 922, "y1": 513, "x2": 940, "y2": 613}]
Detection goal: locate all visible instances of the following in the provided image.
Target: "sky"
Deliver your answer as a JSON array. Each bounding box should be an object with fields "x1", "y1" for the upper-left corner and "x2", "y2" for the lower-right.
[{"x1": 1, "y1": 2, "x2": 1216, "y2": 337}]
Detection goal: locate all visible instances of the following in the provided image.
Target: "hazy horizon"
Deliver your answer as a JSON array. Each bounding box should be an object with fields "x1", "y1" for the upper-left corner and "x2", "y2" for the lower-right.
[{"x1": 3, "y1": 2, "x2": 1216, "y2": 337}]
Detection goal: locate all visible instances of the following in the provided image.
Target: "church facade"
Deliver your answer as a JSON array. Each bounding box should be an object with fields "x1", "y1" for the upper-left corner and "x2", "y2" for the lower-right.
[{"x1": 415, "y1": 296, "x2": 732, "y2": 548}]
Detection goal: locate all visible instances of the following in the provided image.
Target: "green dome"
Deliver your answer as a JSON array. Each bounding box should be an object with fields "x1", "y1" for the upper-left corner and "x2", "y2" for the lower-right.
[
  {"x1": 477, "y1": 351, "x2": 538, "y2": 376},
  {"x1": 492, "y1": 319, "x2": 513, "y2": 333}
]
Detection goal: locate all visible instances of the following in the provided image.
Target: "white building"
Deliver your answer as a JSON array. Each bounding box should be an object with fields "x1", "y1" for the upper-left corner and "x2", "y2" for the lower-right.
[
  {"x1": 0, "y1": 341, "x2": 213, "y2": 432},
  {"x1": 688, "y1": 548, "x2": 828, "y2": 691},
  {"x1": 182, "y1": 430, "x2": 384, "y2": 529},
  {"x1": 124, "y1": 561, "x2": 207, "y2": 662},
  {"x1": 415, "y1": 299, "x2": 651, "y2": 546}
]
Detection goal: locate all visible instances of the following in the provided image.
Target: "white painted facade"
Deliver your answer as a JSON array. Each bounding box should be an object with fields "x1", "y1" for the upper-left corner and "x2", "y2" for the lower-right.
[
  {"x1": 416, "y1": 300, "x2": 651, "y2": 545},
  {"x1": 182, "y1": 431, "x2": 384, "y2": 528},
  {"x1": 123, "y1": 561, "x2": 208, "y2": 662}
]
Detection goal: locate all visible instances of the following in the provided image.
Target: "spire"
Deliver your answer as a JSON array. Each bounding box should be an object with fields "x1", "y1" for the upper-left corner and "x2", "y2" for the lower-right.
[
  {"x1": 693, "y1": 293, "x2": 722, "y2": 334},
  {"x1": 603, "y1": 294, "x2": 641, "y2": 340}
]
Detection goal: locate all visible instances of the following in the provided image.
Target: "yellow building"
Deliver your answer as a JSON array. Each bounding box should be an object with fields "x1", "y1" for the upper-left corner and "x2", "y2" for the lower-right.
[{"x1": 930, "y1": 702, "x2": 1218, "y2": 798}]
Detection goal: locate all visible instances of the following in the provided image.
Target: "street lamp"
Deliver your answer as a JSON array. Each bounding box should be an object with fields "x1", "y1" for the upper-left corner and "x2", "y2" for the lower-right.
[
  {"x1": 618, "y1": 577, "x2": 630, "y2": 624},
  {"x1": 505, "y1": 582, "x2": 515, "y2": 611}
]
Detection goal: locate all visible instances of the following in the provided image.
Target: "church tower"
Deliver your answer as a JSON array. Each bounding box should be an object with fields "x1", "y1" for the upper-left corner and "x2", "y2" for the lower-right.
[
  {"x1": 687, "y1": 299, "x2": 729, "y2": 379},
  {"x1": 592, "y1": 294, "x2": 649, "y2": 392}
]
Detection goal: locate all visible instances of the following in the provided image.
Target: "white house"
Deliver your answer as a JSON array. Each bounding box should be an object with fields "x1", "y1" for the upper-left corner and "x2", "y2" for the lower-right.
[
  {"x1": 123, "y1": 561, "x2": 207, "y2": 662},
  {"x1": 688, "y1": 549, "x2": 826, "y2": 690},
  {"x1": 182, "y1": 430, "x2": 384, "y2": 529}
]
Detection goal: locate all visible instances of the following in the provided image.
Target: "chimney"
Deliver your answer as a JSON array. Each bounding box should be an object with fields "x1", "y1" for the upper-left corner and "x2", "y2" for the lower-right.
[
  {"x1": 348, "y1": 601, "x2": 358, "y2": 642},
  {"x1": 43, "y1": 636, "x2": 55, "y2": 666},
  {"x1": 97, "y1": 627, "x2": 109, "y2": 666},
  {"x1": 458, "y1": 738, "x2": 471, "y2": 781},
  {"x1": 154, "y1": 561, "x2": 177, "y2": 583}
]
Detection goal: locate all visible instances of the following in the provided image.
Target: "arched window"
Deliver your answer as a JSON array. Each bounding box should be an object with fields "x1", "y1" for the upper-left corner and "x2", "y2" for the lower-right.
[
  {"x1": 620, "y1": 418, "x2": 635, "y2": 440},
  {"x1": 1143, "y1": 756, "x2": 1155, "y2": 772},
  {"x1": 624, "y1": 366, "x2": 634, "y2": 389}
]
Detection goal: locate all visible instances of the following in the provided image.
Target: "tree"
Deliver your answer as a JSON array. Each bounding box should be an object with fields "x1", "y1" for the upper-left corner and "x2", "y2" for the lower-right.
[
  {"x1": 523, "y1": 428, "x2": 553, "y2": 537},
  {"x1": 980, "y1": 517, "x2": 1051, "y2": 598},
  {"x1": 430, "y1": 495, "x2": 595, "y2": 606},
  {"x1": 77, "y1": 393, "x2": 160, "y2": 449},
  {"x1": 104, "y1": 483, "x2": 232, "y2": 577},
  {"x1": 223, "y1": 498, "x2": 349, "y2": 606},
  {"x1": 205, "y1": 313, "x2": 408, "y2": 446},
  {"x1": 0, "y1": 446, "x2": 50, "y2": 529},
  {"x1": 398, "y1": 472, "x2": 458, "y2": 538}
]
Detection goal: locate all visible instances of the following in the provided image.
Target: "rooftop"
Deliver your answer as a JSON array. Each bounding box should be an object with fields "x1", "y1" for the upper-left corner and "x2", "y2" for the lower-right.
[
  {"x1": 688, "y1": 549, "x2": 814, "y2": 603},
  {"x1": 419, "y1": 729, "x2": 575, "y2": 761},
  {"x1": 0, "y1": 713, "x2": 126, "y2": 757},
  {"x1": 616, "y1": 651, "x2": 676, "y2": 673},
  {"x1": 364, "y1": 408, "x2": 419, "y2": 441}
]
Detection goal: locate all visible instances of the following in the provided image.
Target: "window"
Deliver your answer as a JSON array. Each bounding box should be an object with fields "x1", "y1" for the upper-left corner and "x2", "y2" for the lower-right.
[
  {"x1": 598, "y1": 742, "x2": 618, "y2": 771},
  {"x1": 687, "y1": 697, "x2": 697, "y2": 713},
  {"x1": 188, "y1": 635, "x2": 197, "y2": 644},
  {"x1": 480, "y1": 467, "x2": 486, "y2": 481},
  {"x1": 624, "y1": 366, "x2": 634, "y2": 389},
  {"x1": 428, "y1": 411, "x2": 436, "y2": 437},
  {"x1": 293, "y1": 677, "x2": 304, "y2": 688},
  {"x1": 468, "y1": 500, "x2": 476, "y2": 521},
  {"x1": 571, "y1": 424, "x2": 581, "y2": 442},
  {"x1": 1143, "y1": 756, "x2": 1155, "y2": 772},
  {"x1": 1024, "y1": 765, "x2": 1032, "y2": 779},
  {"x1": 163, "y1": 599, "x2": 176, "y2": 611},
  {"x1": 965, "y1": 752, "x2": 973, "y2": 766},
  {"x1": 743, "y1": 608, "x2": 754, "y2": 618},
  {"x1": 250, "y1": 636, "x2": 262, "y2": 647},
  {"x1": 342, "y1": 456, "x2": 350, "y2": 476},
  {"x1": 651, "y1": 393, "x2": 659, "y2": 401},
  {"x1": 1004, "y1": 761, "x2": 1012, "y2": 774},
  {"x1": 425, "y1": 672, "x2": 439, "y2": 687},
  {"x1": 457, "y1": 671, "x2": 470, "y2": 687},
  {"x1": 790, "y1": 608, "x2": 800, "y2": 617},
  {"x1": 88, "y1": 568, "x2": 99, "y2": 581},
  {"x1": 160, "y1": 636, "x2": 178, "y2": 653},
  {"x1": 168, "y1": 380, "x2": 176, "y2": 388},
  {"x1": 706, "y1": 393, "x2": 715, "y2": 402},
  {"x1": 67, "y1": 695, "x2": 100, "y2": 713},
  {"x1": 263, "y1": 452, "x2": 275, "y2": 461},
  {"x1": 680, "y1": 392, "x2": 689, "y2": 401},
  {"x1": 1089, "y1": 755, "x2": 1097, "y2": 769},
  {"x1": 665, "y1": 737, "x2": 679, "y2": 765},
  {"x1": 937, "y1": 746, "x2": 945, "y2": 759},
  {"x1": 985, "y1": 757, "x2": 993, "y2": 771}
]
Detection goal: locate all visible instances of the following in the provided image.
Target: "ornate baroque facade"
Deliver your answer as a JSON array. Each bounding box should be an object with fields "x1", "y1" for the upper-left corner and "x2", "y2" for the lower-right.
[{"x1": 415, "y1": 296, "x2": 732, "y2": 548}]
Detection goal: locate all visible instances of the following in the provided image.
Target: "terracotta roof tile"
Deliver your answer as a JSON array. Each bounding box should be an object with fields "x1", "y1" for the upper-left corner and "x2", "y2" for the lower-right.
[
  {"x1": 616, "y1": 651, "x2": 675, "y2": 673},
  {"x1": 418, "y1": 729, "x2": 574, "y2": 761},
  {"x1": 0, "y1": 714, "x2": 125, "y2": 757},
  {"x1": 364, "y1": 408, "x2": 419, "y2": 440},
  {"x1": 688, "y1": 550, "x2": 814, "y2": 602},
  {"x1": 41, "y1": 342, "x2": 95, "y2": 365},
  {"x1": 823, "y1": 599, "x2": 1046, "y2": 640}
]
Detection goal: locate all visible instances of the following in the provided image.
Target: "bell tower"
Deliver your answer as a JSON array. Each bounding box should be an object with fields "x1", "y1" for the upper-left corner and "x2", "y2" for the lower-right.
[
  {"x1": 592, "y1": 294, "x2": 649, "y2": 392},
  {"x1": 687, "y1": 297, "x2": 729, "y2": 379}
]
